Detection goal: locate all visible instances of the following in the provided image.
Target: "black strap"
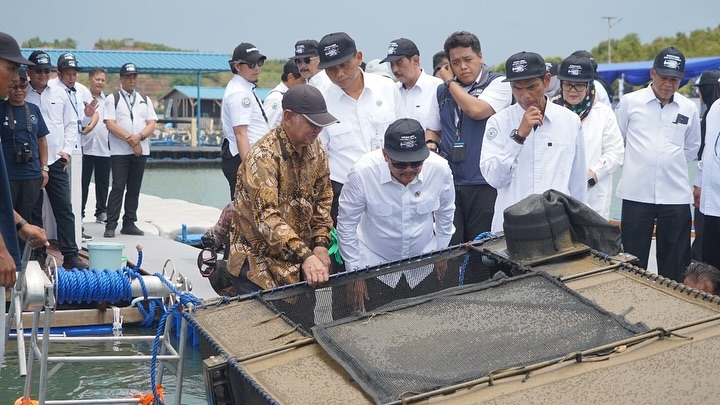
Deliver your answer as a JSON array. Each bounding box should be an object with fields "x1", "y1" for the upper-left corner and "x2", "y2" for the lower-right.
[
  {"x1": 252, "y1": 88, "x2": 268, "y2": 123},
  {"x1": 4, "y1": 102, "x2": 33, "y2": 152}
]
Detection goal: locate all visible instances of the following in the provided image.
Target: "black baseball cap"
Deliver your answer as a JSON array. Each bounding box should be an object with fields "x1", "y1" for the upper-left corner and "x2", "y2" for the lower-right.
[
  {"x1": 503, "y1": 51, "x2": 547, "y2": 82},
  {"x1": 290, "y1": 40, "x2": 319, "y2": 59},
  {"x1": 557, "y1": 55, "x2": 594, "y2": 82},
  {"x1": 0, "y1": 32, "x2": 33, "y2": 66},
  {"x1": 57, "y1": 53, "x2": 81, "y2": 71},
  {"x1": 230, "y1": 42, "x2": 266, "y2": 64},
  {"x1": 28, "y1": 50, "x2": 52, "y2": 68},
  {"x1": 571, "y1": 50, "x2": 598, "y2": 71},
  {"x1": 653, "y1": 47, "x2": 686, "y2": 79},
  {"x1": 383, "y1": 118, "x2": 430, "y2": 162},
  {"x1": 693, "y1": 70, "x2": 720, "y2": 86},
  {"x1": 120, "y1": 62, "x2": 139, "y2": 76},
  {"x1": 282, "y1": 84, "x2": 339, "y2": 127},
  {"x1": 380, "y1": 38, "x2": 419, "y2": 63},
  {"x1": 282, "y1": 59, "x2": 301, "y2": 77},
  {"x1": 317, "y1": 32, "x2": 357, "y2": 69}
]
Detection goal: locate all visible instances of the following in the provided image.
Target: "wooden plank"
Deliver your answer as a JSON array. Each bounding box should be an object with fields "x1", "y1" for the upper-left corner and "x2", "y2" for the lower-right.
[{"x1": 15, "y1": 307, "x2": 147, "y2": 329}]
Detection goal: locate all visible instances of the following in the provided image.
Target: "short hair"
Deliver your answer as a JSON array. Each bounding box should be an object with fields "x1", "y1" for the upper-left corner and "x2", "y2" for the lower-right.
[
  {"x1": 684, "y1": 261, "x2": 720, "y2": 295},
  {"x1": 443, "y1": 31, "x2": 481, "y2": 57},
  {"x1": 281, "y1": 60, "x2": 301, "y2": 82},
  {"x1": 432, "y1": 51, "x2": 447, "y2": 68},
  {"x1": 88, "y1": 67, "x2": 106, "y2": 77}
]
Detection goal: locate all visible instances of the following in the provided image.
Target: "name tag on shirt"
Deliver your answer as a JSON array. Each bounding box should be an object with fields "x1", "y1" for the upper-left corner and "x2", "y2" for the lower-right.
[{"x1": 673, "y1": 114, "x2": 689, "y2": 125}]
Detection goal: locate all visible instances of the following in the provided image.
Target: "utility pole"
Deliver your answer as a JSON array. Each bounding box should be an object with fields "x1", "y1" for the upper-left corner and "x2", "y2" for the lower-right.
[{"x1": 602, "y1": 16, "x2": 622, "y2": 63}]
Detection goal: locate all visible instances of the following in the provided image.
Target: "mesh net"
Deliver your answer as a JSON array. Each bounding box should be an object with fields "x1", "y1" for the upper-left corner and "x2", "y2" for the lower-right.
[
  {"x1": 310, "y1": 272, "x2": 649, "y2": 404},
  {"x1": 256, "y1": 241, "x2": 525, "y2": 335}
]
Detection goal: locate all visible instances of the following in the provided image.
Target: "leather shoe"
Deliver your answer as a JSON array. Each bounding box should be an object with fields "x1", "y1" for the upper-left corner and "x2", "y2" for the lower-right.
[
  {"x1": 96, "y1": 213, "x2": 107, "y2": 224},
  {"x1": 82, "y1": 232, "x2": 93, "y2": 242},
  {"x1": 104, "y1": 229, "x2": 115, "y2": 238},
  {"x1": 121, "y1": 224, "x2": 145, "y2": 236},
  {"x1": 63, "y1": 256, "x2": 88, "y2": 270}
]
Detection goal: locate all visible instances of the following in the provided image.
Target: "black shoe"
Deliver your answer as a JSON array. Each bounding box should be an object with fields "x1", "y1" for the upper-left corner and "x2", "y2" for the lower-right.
[
  {"x1": 63, "y1": 256, "x2": 88, "y2": 270},
  {"x1": 96, "y1": 213, "x2": 107, "y2": 224},
  {"x1": 104, "y1": 228, "x2": 116, "y2": 238},
  {"x1": 82, "y1": 232, "x2": 93, "y2": 242},
  {"x1": 121, "y1": 224, "x2": 145, "y2": 236}
]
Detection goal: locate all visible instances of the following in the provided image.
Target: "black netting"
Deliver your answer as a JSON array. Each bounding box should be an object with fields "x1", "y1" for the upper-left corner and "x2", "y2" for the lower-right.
[
  {"x1": 256, "y1": 241, "x2": 525, "y2": 335},
  {"x1": 311, "y1": 272, "x2": 649, "y2": 404}
]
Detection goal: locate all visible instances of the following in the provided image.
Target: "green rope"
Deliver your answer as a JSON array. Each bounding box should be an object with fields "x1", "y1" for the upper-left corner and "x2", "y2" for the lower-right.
[{"x1": 328, "y1": 228, "x2": 343, "y2": 264}]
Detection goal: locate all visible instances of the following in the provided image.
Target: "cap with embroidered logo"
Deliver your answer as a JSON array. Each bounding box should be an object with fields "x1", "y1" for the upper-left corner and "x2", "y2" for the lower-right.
[
  {"x1": 120, "y1": 62, "x2": 139, "y2": 76},
  {"x1": 503, "y1": 51, "x2": 547, "y2": 82},
  {"x1": 0, "y1": 32, "x2": 33, "y2": 66},
  {"x1": 57, "y1": 53, "x2": 81, "y2": 71},
  {"x1": 28, "y1": 50, "x2": 52, "y2": 68},
  {"x1": 290, "y1": 39, "x2": 319, "y2": 59},
  {"x1": 231, "y1": 42, "x2": 266, "y2": 64},
  {"x1": 557, "y1": 55, "x2": 594, "y2": 83},
  {"x1": 653, "y1": 47, "x2": 685, "y2": 79},
  {"x1": 380, "y1": 38, "x2": 419, "y2": 63},
  {"x1": 384, "y1": 118, "x2": 430, "y2": 163},
  {"x1": 317, "y1": 32, "x2": 357, "y2": 69}
]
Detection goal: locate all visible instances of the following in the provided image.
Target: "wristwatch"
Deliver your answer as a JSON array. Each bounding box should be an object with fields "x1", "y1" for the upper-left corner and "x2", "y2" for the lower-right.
[
  {"x1": 445, "y1": 79, "x2": 454, "y2": 88},
  {"x1": 587, "y1": 177, "x2": 596, "y2": 188},
  {"x1": 510, "y1": 129, "x2": 526, "y2": 145},
  {"x1": 426, "y1": 139, "x2": 440, "y2": 152},
  {"x1": 140, "y1": 134, "x2": 147, "y2": 141},
  {"x1": 41, "y1": 165, "x2": 49, "y2": 172}
]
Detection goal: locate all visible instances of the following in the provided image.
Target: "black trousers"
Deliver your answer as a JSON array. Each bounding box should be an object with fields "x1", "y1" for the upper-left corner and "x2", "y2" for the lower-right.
[
  {"x1": 621, "y1": 200, "x2": 691, "y2": 282},
  {"x1": 220, "y1": 138, "x2": 241, "y2": 200},
  {"x1": 81, "y1": 154, "x2": 111, "y2": 218},
  {"x1": 450, "y1": 184, "x2": 497, "y2": 245},
  {"x1": 691, "y1": 207, "x2": 704, "y2": 261},
  {"x1": 106, "y1": 154, "x2": 147, "y2": 230},
  {"x1": 702, "y1": 214, "x2": 720, "y2": 271},
  {"x1": 31, "y1": 160, "x2": 79, "y2": 257},
  {"x1": 10, "y1": 178, "x2": 42, "y2": 223}
]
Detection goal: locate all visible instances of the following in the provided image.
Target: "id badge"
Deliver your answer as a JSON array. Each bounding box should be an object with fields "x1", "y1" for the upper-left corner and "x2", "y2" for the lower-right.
[
  {"x1": 371, "y1": 138, "x2": 383, "y2": 150},
  {"x1": 452, "y1": 142, "x2": 466, "y2": 163}
]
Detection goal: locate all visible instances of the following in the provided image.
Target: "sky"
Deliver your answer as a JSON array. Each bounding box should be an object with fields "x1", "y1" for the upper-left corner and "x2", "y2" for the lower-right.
[{"x1": 5, "y1": 0, "x2": 720, "y2": 72}]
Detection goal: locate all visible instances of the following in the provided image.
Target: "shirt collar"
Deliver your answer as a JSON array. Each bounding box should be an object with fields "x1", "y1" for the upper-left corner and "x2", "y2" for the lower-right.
[{"x1": 642, "y1": 83, "x2": 675, "y2": 105}]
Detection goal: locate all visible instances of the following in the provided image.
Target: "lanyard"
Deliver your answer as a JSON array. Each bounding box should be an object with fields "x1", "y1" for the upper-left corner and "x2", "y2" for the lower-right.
[{"x1": 122, "y1": 91, "x2": 136, "y2": 123}]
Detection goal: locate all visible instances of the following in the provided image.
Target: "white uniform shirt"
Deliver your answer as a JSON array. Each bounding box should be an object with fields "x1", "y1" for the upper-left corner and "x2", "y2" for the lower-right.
[
  {"x1": 615, "y1": 85, "x2": 701, "y2": 204},
  {"x1": 424, "y1": 70, "x2": 513, "y2": 132},
  {"x1": 338, "y1": 150, "x2": 455, "y2": 287},
  {"x1": 480, "y1": 100, "x2": 588, "y2": 233},
  {"x1": 582, "y1": 101, "x2": 624, "y2": 219},
  {"x1": 82, "y1": 92, "x2": 110, "y2": 157},
  {"x1": 594, "y1": 80, "x2": 612, "y2": 107},
  {"x1": 105, "y1": 89, "x2": 157, "y2": 156},
  {"x1": 318, "y1": 71, "x2": 407, "y2": 184},
  {"x1": 25, "y1": 82, "x2": 77, "y2": 165},
  {"x1": 397, "y1": 69, "x2": 442, "y2": 129},
  {"x1": 262, "y1": 82, "x2": 288, "y2": 130},
  {"x1": 221, "y1": 75, "x2": 270, "y2": 156},
  {"x1": 308, "y1": 69, "x2": 332, "y2": 92},
  {"x1": 694, "y1": 98, "x2": 720, "y2": 217}
]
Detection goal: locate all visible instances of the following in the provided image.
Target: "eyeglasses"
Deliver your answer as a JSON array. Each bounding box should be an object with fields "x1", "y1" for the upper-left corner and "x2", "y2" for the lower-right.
[
  {"x1": 10, "y1": 83, "x2": 28, "y2": 90},
  {"x1": 31, "y1": 68, "x2": 50, "y2": 75},
  {"x1": 561, "y1": 82, "x2": 588, "y2": 92},
  {"x1": 237, "y1": 60, "x2": 264, "y2": 69},
  {"x1": 390, "y1": 159, "x2": 424, "y2": 169},
  {"x1": 294, "y1": 56, "x2": 318, "y2": 65}
]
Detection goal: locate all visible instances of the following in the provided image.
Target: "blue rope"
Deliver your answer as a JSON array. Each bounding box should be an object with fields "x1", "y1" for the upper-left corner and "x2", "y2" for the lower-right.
[{"x1": 459, "y1": 232, "x2": 493, "y2": 285}]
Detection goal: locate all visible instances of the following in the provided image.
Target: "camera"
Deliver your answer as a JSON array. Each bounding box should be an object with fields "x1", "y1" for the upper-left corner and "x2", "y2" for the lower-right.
[{"x1": 14, "y1": 143, "x2": 34, "y2": 164}]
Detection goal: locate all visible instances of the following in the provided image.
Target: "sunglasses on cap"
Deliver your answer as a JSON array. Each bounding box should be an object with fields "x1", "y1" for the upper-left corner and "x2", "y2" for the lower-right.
[
  {"x1": 294, "y1": 56, "x2": 318, "y2": 65},
  {"x1": 390, "y1": 159, "x2": 424, "y2": 169},
  {"x1": 236, "y1": 60, "x2": 265, "y2": 69},
  {"x1": 31, "y1": 68, "x2": 51, "y2": 74}
]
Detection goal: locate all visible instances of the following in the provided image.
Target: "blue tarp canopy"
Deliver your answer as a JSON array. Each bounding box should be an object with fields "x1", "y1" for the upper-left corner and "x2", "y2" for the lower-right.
[{"x1": 597, "y1": 57, "x2": 720, "y2": 86}]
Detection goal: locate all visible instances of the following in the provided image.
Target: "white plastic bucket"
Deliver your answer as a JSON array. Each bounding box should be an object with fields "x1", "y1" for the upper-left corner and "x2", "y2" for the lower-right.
[{"x1": 87, "y1": 243, "x2": 125, "y2": 270}]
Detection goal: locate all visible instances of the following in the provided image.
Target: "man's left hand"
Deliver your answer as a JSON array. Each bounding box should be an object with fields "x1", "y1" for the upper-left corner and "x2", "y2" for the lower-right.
[{"x1": 313, "y1": 246, "x2": 331, "y2": 271}]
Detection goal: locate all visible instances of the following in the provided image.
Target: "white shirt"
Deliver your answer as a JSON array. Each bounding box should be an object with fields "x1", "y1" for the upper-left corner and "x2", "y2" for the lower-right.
[
  {"x1": 318, "y1": 70, "x2": 407, "y2": 184},
  {"x1": 221, "y1": 75, "x2": 270, "y2": 156},
  {"x1": 615, "y1": 85, "x2": 701, "y2": 204},
  {"x1": 82, "y1": 92, "x2": 110, "y2": 157},
  {"x1": 262, "y1": 82, "x2": 288, "y2": 130},
  {"x1": 694, "y1": 98, "x2": 720, "y2": 217},
  {"x1": 397, "y1": 69, "x2": 442, "y2": 130},
  {"x1": 309, "y1": 69, "x2": 332, "y2": 92},
  {"x1": 105, "y1": 89, "x2": 157, "y2": 156},
  {"x1": 424, "y1": 70, "x2": 513, "y2": 132},
  {"x1": 338, "y1": 150, "x2": 455, "y2": 287},
  {"x1": 25, "y1": 81, "x2": 77, "y2": 165},
  {"x1": 582, "y1": 102, "x2": 624, "y2": 219},
  {"x1": 594, "y1": 80, "x2": 612, "y2": 107},
  {"x1": 480, "y1": 100, "x2": 588, "y2": 233}
]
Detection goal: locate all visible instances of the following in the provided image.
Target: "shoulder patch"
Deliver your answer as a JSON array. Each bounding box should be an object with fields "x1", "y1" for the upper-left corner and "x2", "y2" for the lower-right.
[
  {"x1": 271, "y1": 101, "x2": 278, "y2": 110},
  {"x1": 485, "y1": 127, "x2": 498, "y2": 140},
  {"x1": 241, "y1": 97, "x2": 252, "y2": 108}
]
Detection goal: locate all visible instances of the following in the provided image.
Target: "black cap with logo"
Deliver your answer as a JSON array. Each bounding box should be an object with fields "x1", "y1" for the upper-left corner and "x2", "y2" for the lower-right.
[
  {"x1": 557, "y1": 55, "x2": 594, "y2": 83},
  {"x1": 653, "y1": 47, "x2": 686, "y2": 79},
  {"x1": 503, "y1": 51, "x2": 547, "y2": 82},
  {"x1": 317, "y1": 32, "x2": 357, "y2": 69},
  {"x1": 28, "y1": 50, "x2": 52, "y2": 68},
  {"x1": 230, "y1": 43, "x2": 266, "y2": 64},
  {"x1": 291, "y1": 40, "x2": 319, "y2": 59},
  {"x1": 57, "y1": 53, "x2": 81, "y2": 71},
  {"x1": 384, "y1": 118, "x2": 430, "y2": 162},
  {"x1": 380, "y1": 38, "x2": 419, "y2": 63},
  {"x1": 120, "y1": 62, "x2": 139, "y2": 76}
]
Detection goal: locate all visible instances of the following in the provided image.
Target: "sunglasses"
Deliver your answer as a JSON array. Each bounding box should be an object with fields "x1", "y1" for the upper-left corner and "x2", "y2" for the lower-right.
[
  {"x1": 390, "y1": 159, "x2": 424, "y2": 169},
  {"x1": 10, "y1": 83, "x2": 28, "y2": 90},
  {"x1": 294, "y1": 56, "x2": 318, "y2": 65},
  {"x1": 561, "y1": 82, "x2": 588, "y2": 92},
  {"x1": 31, "y1": 68, "x2": 51, "y2": 74},
  {"x1": 237, "y1": 60, "x2": 264, "y2": 69}
]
